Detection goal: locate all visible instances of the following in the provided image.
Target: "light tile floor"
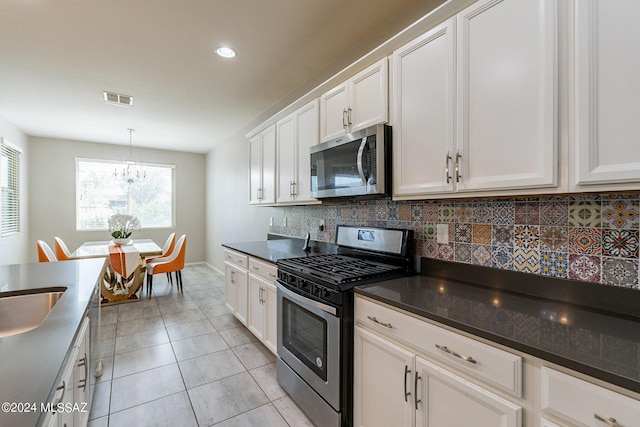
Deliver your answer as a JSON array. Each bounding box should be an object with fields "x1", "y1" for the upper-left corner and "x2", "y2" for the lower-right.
[{"x1": 88, "y1": 264, "x2": 315, "y2": 427}]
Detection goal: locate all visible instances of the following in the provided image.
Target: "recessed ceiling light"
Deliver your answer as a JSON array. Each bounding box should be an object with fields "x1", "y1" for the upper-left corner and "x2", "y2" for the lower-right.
[{"x1": 215, "y1": 46, "x2": 236, "y2": 58}]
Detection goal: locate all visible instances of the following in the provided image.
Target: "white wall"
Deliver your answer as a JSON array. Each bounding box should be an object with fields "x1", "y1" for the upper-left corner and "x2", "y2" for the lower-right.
[
  {"x1": 0, "y1": 115, "x2": 29, "y2": 265},
  {"x1": 205, "y1": 133, "x2": 273, "y2": 272},
  {"x1": 29, "y1": 137, "x2": 206, "y2": 263}
]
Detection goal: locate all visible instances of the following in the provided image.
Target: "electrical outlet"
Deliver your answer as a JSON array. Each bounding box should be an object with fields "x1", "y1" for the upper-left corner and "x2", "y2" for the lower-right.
[
  {"x1": 283, "y1": 217, "x2": 287, "y2": 227},
  {"x1": 269, "y1": 217, "x2": 274, "y2": 227},
  {"x1": 436, "y1": 224, "x2": 449, "y2": 244},
  {"x1": 319, "y1": 219, "x2": 325, "y2": 231}
]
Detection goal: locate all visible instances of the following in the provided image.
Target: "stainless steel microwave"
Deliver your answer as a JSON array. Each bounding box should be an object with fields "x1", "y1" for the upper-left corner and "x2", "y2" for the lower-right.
[{"x1": 310, "y1": 124, "x2": 391, "y2": 199}]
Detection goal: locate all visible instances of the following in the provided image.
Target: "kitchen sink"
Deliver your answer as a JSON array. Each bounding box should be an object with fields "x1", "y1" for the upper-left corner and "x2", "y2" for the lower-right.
[{"x1": 0, "y1": 288, "x2": 66, "y2": 338}]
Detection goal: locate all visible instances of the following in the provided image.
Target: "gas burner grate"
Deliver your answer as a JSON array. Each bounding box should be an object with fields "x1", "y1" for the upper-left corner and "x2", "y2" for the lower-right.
[{"x1": 279, "y1": 254, "x2": 403, "y2": 284}]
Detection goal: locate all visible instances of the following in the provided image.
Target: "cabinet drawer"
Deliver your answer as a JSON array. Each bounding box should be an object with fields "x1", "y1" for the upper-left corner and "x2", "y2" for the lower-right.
[
  {"x1": 541, "y1": 367, "x2": 640, "y2": 427},
  {"x1": 224, "y1": 249, "x2": 248, "y2": 269},
  {"x1": 355, "y1": 296, "x2": 522, "y2": 396},
  {"x1": 248, "y1": 257, "x2": 277, "y2": 282}
]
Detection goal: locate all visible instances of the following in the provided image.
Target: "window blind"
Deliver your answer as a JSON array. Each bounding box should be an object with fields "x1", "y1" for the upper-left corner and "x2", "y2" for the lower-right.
[{"x1": 1, "y1": 139, "x2": 21, "y2": 237}]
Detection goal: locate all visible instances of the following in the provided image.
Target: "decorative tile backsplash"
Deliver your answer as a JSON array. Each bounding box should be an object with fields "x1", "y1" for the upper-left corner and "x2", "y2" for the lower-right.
[{"x1": 270, "y1": 192, "x2": 640, "y2": 290}]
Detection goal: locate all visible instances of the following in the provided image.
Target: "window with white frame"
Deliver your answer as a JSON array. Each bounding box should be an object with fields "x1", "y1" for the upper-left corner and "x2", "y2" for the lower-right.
[
  {"x1": 76, "y1": 158, "x2": 175, "y2": 231},
  {"x1": 1, "y1": 139, "x2": 21, "y2": 237}
]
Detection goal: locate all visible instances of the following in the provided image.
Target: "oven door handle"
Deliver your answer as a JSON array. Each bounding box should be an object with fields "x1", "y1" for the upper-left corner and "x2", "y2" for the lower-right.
[
  {"x1": 277, "y1": 281, "x2": 337, "y2": 316},
  {"x1": 356, "y1": 136, "x2": 368, "y2": 185}
]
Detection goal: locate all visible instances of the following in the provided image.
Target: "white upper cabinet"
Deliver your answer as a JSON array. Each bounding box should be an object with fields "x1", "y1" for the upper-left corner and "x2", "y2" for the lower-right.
[
  {"x1": 276, "y1": 99, "x2": 319, "y2": 204},
  {"x1": 392, "y1": 0, "x2": 559, "y2": 199},
  {"x1": 455, "y1": 0, "x2": 558, "y2": 192},
  {"x1": 392, "y1": 18, "x2": 456, "y2": 197},
  {"x1": 249, "y1": 124, "x2": 276, "y2": 205},
  {"x1": 572, "y1": 0, "x2": 640, "y2": 187},
  {"x1": 320, "y1": 58, "x2": 388, "y2": 142}
]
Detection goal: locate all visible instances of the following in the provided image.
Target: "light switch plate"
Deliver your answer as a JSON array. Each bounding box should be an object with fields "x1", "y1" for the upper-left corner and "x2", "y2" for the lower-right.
[{"x1": 436, "y1": 224, "x2": 449, "y2": 244}]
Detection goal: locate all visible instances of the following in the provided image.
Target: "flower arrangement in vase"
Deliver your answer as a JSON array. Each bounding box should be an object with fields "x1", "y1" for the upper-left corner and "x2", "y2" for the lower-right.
[{"x1": 108, "y1": 214, "x2": 141, "y2": 245}]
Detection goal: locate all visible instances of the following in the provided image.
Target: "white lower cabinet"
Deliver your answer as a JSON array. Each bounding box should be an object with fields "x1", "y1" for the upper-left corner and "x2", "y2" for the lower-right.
[
  {"x1": 224, "y1": 249, "x2": 249, "y2": 325},
  {"x1": 247, "y1": 257, "x2": 278, "y2": 354},
  {"x1": 354, "y1": 326, "x2": 522, "y2": 427},
  {"x1": 540, "y1": 367, "x2": 640, "y2": 427}
]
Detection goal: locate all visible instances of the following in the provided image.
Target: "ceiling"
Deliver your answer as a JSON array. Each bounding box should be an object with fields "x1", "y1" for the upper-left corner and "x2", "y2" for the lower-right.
[{"x1": 0, "y1": 0, "x2": 442, "y2": 153}]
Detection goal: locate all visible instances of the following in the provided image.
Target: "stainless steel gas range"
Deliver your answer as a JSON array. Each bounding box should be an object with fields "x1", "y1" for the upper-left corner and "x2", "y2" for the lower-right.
[{"x1": 276, "y1": 225, "x2": 413, "y2": 427}]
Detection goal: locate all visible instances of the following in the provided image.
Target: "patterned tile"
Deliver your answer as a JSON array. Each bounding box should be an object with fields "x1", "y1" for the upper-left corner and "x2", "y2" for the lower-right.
[
  {"x1": 540, "y1": 202, "x2": 568, "y2": 226},
  {"x1": 540, "y1": 252, "x2": 568, "y2": 278},
  {"x1": 568, "y1": 227, "x2": 602, "y2": 255},
  {"x1": 515, "y1": 202, "x2": 540, "y2": 224},
  {"x1": 602, "y1": 199, "x2": 639, "y2": 229},
  {"x1": 493, "y1": 201, "x2": 515, "y2": 225},
  {"x1": 472, "y1": 224, "x2": 492, "y2": 245},
  {"x1": 540, "y1": 226, "x2": 568, "y2": 252},
  {"x1": 602, "y1": 229, "x2": 639, "y2": 259},
  {"x1": 513, "y1": 248, "x2": 540, "y2": 273},
  {"x1": 602, "y1": 258, "x2": 639, "y2": 288},
  {"x1": 398, "y1": 204, "x2": 411, "y2": 221},
  {"x1": 514, "y1": 225, "x2": 540, "y2": 249},
  {"x1": 438, "y1": 203, "x2": 455, "y2": 223},
  {"x1": 454, "y1": 243, "x2": 472, "y2": 264},
  {"x1": 492, "y1": 225, "x2": 514, "y2": 246},
  {"x1": 471, "y1": 244, "x2": 492, "y2": 266},
  {"x1": 425, "y1": 223, "x2": 437, "y2": 239},
  {"x1": 437, "y1": 243, "x2": 454, "y2": 261},
  {"x1": 568, "y1": 200, "x2": 601, "y2": 228},
  {"x1": 454, "y1": 223, "x2": 472, "y2": 243},
  {"x1": 424, "y1": 239, "x2": 439, "y2": 258},
  {"x1": 491, "y1": 246, "x2": 513, "y2": 270},
  {"x1": 454, "y1": 203, "x2": 473, "y2": 223},
  {"x1": 568, "y1": 254, "x2": 601, "y2": 283},
  {"x1": 411, "y1": 204, "x2": 424, "y2": 221},
  {"x1": 473, "y1": 202, "x2": 493, "y2": 224},
  {"x1": 423, "y1": 202, "x2": 439, "y2": 222}
]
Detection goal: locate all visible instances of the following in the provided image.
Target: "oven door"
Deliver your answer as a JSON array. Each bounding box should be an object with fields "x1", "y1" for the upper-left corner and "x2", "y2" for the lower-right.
[{"x1": 277, "y1": 281, "x2": 341, "y2": 410}]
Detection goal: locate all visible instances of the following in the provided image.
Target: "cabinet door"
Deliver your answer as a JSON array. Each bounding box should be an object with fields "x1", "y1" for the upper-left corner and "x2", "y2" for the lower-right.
[
  {"x1": 392, "y1": 19, "x2": 456, "y2": 197},
  {"x1": 247, "y1": 275, "x2": 266, "y2": 341},
  {"x1": 248, "y1": 134, "x2": 263, "y2": 204},
  {"x1": 354, "y1": 326, "x2": 414, "y2": 427},
  {"x1": 263, "y1": 281, "x2": 278, "y2": 354},
  {"x1": 320, "y1": 82, "x2": 349, "y2": 141},
  {"x1": 540, "y1": 419, "x2": 560, "y2": 427},
  {"x1": 415, "y1": 356, "x2": 521, "y2": 427},
  {"x1": 74, "y1": 316, "x2": 91, "y2": 426},
  {"x1": 276, "y1": 114, "x2": 296, "y2": 204},
  {"x1": 350, "y1": 58, "x2": 388, "y2": 132},
  {"x1": 224, "y1": 263, "x2": 238, "y2": 313},
  {"x1": 261, "y1": 125, "x2": 277, "y2": 204},
  {"x1": 574, "y1": 0, "x2": 640, "y2": 185},
  {"x1": 294, "y1": 99, "x2": 319, "y2": 203},
  {"x1": 456, "y1": 0, "x2": 558, "y2": 192},
  {"x1": 234, "y1": 267, "x2": 248, "y2": 325},
  {"x1": 58, "y1": 346, "x2": 78, "y2": 427}
]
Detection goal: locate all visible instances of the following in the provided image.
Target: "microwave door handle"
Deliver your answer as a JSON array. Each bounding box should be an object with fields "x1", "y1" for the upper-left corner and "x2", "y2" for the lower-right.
[{"x1": 356, "y1": 136, "x2": 368, "y2": 184}]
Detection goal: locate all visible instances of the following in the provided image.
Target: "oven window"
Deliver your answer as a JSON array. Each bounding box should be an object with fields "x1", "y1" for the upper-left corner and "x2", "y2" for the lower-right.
[{"x1": 282, "y1": 298, "x2": 328, "y2": 381}]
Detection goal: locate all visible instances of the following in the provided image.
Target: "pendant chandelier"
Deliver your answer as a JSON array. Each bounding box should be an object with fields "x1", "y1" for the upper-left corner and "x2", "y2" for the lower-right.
[{"x1": 114, "y1": 128, "x2": 146, "y2": 186}]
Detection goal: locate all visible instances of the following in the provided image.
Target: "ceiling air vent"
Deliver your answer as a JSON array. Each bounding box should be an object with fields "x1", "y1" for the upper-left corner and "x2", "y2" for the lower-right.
[{"x1": 103, "y1": 91, "x2": 134, "y2": 107}]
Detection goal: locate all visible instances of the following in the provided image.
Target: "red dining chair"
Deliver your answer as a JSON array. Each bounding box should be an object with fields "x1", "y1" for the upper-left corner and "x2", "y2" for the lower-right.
[
  {"x1": 37, "y1": 240, "x2": 58, "y2": 262},
  {"x1": 54, "y1": 237, "x2": 71, "y2": 261},
  {"x1": 146, "y1": 234, "x2": 187, "y2": 297}
]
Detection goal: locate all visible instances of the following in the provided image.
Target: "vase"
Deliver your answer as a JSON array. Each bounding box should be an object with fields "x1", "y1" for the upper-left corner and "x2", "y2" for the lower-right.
[{"x1": 112, "y1": 238, "x2": 132, "y2": 246}]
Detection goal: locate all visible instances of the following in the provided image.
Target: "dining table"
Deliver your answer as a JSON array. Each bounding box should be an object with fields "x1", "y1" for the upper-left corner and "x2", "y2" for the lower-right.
[{"x1": 70, "y1": 239, "x2": 162, "y2": 304}]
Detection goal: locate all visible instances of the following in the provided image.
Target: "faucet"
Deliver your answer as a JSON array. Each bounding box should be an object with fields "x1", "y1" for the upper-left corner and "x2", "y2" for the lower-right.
[{"x1": 302, "y1": 231, "x2": 311, "y2": 252}]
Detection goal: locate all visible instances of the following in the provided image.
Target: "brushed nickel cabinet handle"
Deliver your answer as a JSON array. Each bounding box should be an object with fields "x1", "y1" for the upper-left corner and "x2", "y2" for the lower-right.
[
  {"x1": 435, "y1": 344, "x2": 477, "y2": 365},
  {"x1": 414, "y1": 373, "x2": 421, "y2": 410},
  {"x1": 78, "y1": 353, "x2": 88, "y2": 391},
  {"x1": 594, "y1": 414, "x2": 618, "y2": 427},
  {"x1": 404, "y1": 365, "x2": 411, "y2": 402},
  {"x1": 367, "y1": 315, "x2": 392, "y2": 329},
  {"x1": 445, "y1": 151, "x2": 452, "y2": 184},
  {"x1": 342, "y1": 108, "x2": 348, "y2": 128},
  {"x1": 347, "y1": 107, "x2": 352, "y2": 126},
  {"x1": 292, "y1": 181, "x2": 297, "y2": 196},
  {"x1": 455, "y1": 151, "x2": 462, "y2": 183}
]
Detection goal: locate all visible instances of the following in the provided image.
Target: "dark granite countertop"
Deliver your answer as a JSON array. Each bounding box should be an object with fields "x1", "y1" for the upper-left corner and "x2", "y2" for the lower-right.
[
  {"x1": 0, "y1": 259, "x2": 105, "y2": 427},
  {"x1": 222, "y1": 235, "x2": 338, "y2": 264},
  {"x1": 356, "y1": 259, "x2": 640, "y2": 395}
]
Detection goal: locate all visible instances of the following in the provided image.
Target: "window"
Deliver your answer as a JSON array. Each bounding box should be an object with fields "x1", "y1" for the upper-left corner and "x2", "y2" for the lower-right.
[
  {"x1": 76, "y1": 158, "x2": 175, "y2": 231},
  {"x1": 1, "y1": 139, "x2": 21, "y2": 237}
]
